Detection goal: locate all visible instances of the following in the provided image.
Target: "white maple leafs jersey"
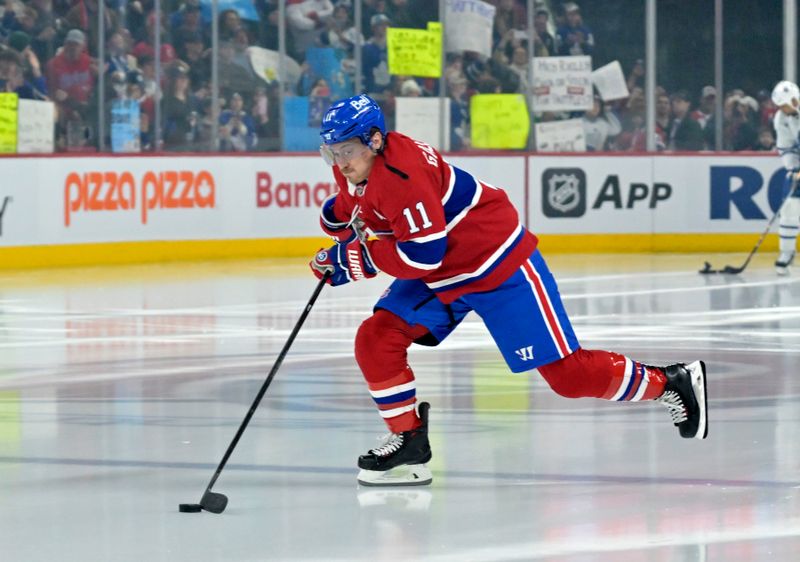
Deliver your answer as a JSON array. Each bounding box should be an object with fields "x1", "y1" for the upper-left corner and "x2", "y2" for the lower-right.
[{"x1": 773, "y1": 110, "x2": 800, "y2": 169}]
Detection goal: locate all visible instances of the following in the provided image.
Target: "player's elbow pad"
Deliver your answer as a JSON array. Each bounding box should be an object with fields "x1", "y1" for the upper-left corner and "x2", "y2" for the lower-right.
[
  {"x1": 396, "y1": 236, "x2": 447, "y2": 272},
  {"x1": 319, "y1": 193, "x2": 352, "y2": 241}
]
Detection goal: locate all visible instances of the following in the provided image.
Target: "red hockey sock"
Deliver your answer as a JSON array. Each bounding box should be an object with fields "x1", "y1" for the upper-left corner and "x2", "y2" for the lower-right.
[
  {"x1": 537, "y1": 348, "x2": 666, "y2": 401},
  {"x1": 355, "y1": 310, "x2": 430, "y2": 433}
]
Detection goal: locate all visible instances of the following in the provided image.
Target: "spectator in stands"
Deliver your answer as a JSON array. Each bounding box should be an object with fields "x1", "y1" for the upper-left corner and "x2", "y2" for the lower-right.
[
  {"x1": 308, "y1": 77, "x2": 331, "y2": 126},
  {"x1": 465, "y1": 58, "x2": 500, "y2": 94},
  {"x1": 127, "y1": 69, "x2": 153, "y2": 150},
  {"x1": 218, "y1": 39, "x2": 258, "y2": 101},
  {"x1": 756, "y1": 88, "x2": 776, "y2": 128},
  {"x1": 361, "y1": 0, "x2": 389, "y2": 37},
  {"x1": 287, "y1": 0, "x2": 334, "y2": 59},
  {"x1": 132, "y1": 11, "x2": 177, "y2": 65},
  {"x1": 399, "y1": 78, "x2": 421, "y2": 97},
  {"x1": 177, "y1": 31, "x2": 210, "y2": 92},
  {"x1": 309, "y1": 76, "x2": 331, "y2": 98},
  {"x1": 533, "y1": 9, "x2": 555, "y2": 57},
  {"x1": 362, "y1": 13, "x2": 390, "y2": 95},
  {"x1": 444, "y1": 53, "x2": 465, "y2": 89},
  {"x1": 385, "y1": 0, "x2": 414, "y2": 28},
  {"x1": 7, "y1": 30, "x2": 47, "y2": 96},
  {"x1": 27, "y1": 0, "x2": 57, "y2": 62},
  {"x1": 137, "y1": 54, "x2": 159, "y2": 100},
  {"x1": 171, "y1": 0, "x2": 206, "y2": 45},
  {"x1": 232, "y1": 27, "x2": 257, "y2": 77},
  {"x1": 194, "y1": 97, "x2": 216, "y2": 149},
  {"x1": 756, "y1": 126, "x2": 775, "y2": 152},
  {"x1": 489, "y1": 47, "x2": 521, "y2": 93},
  {"x1": 219, "y1": 91, "x2": 257, "y2": 151},
  {"x1": 219, "y1": 8, "x2": 245, "y2": 42},
  {"x1": 509, "y1": 44, "x2": 529, "y2": 93},
  {"x1": 63, "y1": 0, "x2": 119, "y2": 57},
  {"x1": 46, "y1": 29, "x2": 96, "y2": 126},
  {"x1": 556, "y1": 2, "x2": 594, "y2": 56},
  {"x1": 490, "y1": 0, "x2": 526, "y2": 45},
  {"x1": 121, "y1": 0, "x2": 148, "y2": 43},
  {"x1": 655, "y1": 92, "x2": 671, "y2": 146},
  {"x1": 2, "y1": 2, "x2": 38, "y2": 39},
  {"x1": 106, "y1": 31, "x2": 136, "y2": 77},
  {"x1": 323, "y1": 3, "x2": 361, "y2": 76},
  {"x1": 258, "y1": 7, "x2": 294, "y2": 55},
  {"x1": 0, "y1": 49, "x2": 46, "y2": 99},
  {"x1": 626, "y1": 59, "x2": 644, "y2": 92},
  {"x1": 726, "y1": 95, "x2": 758, "y2": 151},
  {"x1": 690, "y1": 85, "x2": 715, "y2": 130},
  {"x1": 162, "y1": 61, "x2": 198, "y2": 151},
  {"x1": 250, "y1": 85, "x2": 271, "y2": 146},
  {"x1": 667, "y1": 90, "x2": 704, "y2": 151},
  {"x1": 449, "y1": 76, "x2": 469, "y2": 150},
  {"x1": 582, "y1": 95, "x2": 621, "y2": 151}
]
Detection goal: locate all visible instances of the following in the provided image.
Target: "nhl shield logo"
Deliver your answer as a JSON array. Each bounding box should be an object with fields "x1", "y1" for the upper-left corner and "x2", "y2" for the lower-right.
[{"x1": 542, "y1": 168, "x2": 586, "y2": 218}]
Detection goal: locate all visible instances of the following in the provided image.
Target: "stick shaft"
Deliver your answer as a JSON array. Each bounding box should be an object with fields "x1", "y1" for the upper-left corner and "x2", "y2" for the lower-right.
[
  {"x1": 204, "y1": 273, "x2": 329, "y2": 493},
  {"x1": 729, "y1": 176, "x2": 799, "y2": 271}
]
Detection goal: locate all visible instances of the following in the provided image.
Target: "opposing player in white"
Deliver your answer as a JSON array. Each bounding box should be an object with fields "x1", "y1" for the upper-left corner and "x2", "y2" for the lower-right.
[{"x1": 772, "y1": 80, "x2": 800, "y2": 275}]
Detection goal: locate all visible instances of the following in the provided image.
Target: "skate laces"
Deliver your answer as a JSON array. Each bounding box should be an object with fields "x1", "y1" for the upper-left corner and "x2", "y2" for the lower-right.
[
  {"x1": 370, "y1": 433, "x2": 404, "y2": 457},
  {"x1": 657, "y1": 390, "x2": 688, "y2": 423}
]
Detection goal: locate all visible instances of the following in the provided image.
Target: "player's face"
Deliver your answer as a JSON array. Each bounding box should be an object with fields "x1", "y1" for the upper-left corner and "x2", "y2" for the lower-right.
[{"x1": 322, "y1": 139, "x2": 375, "y2": 183}]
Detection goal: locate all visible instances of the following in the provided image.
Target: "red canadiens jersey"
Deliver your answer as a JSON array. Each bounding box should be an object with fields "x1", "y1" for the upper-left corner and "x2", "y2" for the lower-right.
[{"x1": 329, "y1": 132, "x2": 537, "y2": 303}]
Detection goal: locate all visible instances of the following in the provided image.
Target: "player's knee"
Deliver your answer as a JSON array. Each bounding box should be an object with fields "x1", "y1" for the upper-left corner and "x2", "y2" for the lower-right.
[
  {"x1": 537, "y1": 350, "x2": 589, "y2": 399},
  {"x1": 783, "y1": 196, "x2": 800, "y2": 220},
  {"x1": 355, "y1": 310, "x2": 414, "y2": 369}
]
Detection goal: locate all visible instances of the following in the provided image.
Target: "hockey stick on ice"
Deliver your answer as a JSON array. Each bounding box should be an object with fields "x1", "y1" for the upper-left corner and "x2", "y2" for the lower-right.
[
  {"x1": 700, "y1": 175, "x2": 800, "y2": 274},
  {"x1": 179, "y1": 272, "x2": 330, "y2": 514}
]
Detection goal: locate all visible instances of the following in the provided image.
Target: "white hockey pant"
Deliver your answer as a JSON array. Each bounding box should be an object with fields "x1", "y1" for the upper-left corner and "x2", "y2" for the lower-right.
[{"x1": 779, "y1": 197, "x2": 800, "y2": 254}]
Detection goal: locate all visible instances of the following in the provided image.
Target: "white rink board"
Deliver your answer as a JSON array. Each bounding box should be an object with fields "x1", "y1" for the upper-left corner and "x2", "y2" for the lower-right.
[
  {"x1": 0, "y1": 155, "x2": 527, "y2": 248},
  {"x1": 0, "y1": 153, "x2": 785, "y2": 248},
  {"x1": 528, "y1": 154, "x2": 783, "y2": 233}
]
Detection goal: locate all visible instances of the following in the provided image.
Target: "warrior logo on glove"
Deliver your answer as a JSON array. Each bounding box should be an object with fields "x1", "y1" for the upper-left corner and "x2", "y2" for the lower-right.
[{"x1": 310, "y1": 234, "x2": 378, "y2": 286}]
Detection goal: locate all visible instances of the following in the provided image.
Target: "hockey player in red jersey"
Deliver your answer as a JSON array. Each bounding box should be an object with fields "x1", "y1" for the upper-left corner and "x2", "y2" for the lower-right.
[{"x1": 310, "y1": 94, "x2": 708, "y2": 487}]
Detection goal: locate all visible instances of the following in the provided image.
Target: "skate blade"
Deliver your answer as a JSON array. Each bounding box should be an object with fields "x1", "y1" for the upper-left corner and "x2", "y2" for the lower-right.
[
  {"x1": 687, "y1": 360, "x2": 708, "y2": 439},
  {"x1": 357, "y1": 464, "x2": 432, "y2": 487}
]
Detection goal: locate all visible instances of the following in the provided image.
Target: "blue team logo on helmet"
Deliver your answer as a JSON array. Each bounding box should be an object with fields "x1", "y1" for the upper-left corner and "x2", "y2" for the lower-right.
[{"x1": 320, "y1": 94, "x2": 386, "y2": 146}]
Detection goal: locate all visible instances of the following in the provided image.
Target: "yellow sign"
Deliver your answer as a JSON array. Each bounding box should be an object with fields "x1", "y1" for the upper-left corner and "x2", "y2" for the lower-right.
[
  {"x1": 470, "y1": 94, "x2": 530, "y2": 149},
  {"x1": 387, "y1": 22, "x2": 442, "y2": 78},
  {"x1": 0, "y1": 93, "x2": 18, "y2": 153}
]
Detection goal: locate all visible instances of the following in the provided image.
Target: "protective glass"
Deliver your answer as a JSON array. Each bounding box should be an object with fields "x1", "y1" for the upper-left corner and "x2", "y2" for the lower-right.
[{"x1": 320, "y1": 142, "x2": 368, "y2": 167}]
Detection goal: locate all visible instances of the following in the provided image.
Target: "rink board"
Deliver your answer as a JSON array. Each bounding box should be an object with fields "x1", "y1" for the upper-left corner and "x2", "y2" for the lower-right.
[{"x1": 0, "y1": 152, "x2": 786, "y2": 268}]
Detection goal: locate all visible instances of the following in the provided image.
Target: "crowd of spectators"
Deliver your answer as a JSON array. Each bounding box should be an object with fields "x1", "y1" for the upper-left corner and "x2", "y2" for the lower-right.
[{"x1": 0, "y1": 0, "x2": 782, "y2": 153}]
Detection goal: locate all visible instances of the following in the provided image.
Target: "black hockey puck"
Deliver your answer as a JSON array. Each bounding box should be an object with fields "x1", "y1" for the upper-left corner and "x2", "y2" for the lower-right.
[{"x1": 179, "y1": 503, "x2": 202, "y2": 513}]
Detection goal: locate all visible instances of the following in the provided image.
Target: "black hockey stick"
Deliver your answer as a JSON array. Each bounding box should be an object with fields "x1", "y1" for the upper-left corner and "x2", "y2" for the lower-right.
[
  {"x1": 700, "y1": 176, "x2": 799, "y2": 275},
  {"x1": 179, "y1": 272, "x2": 330, "y2": 514}
]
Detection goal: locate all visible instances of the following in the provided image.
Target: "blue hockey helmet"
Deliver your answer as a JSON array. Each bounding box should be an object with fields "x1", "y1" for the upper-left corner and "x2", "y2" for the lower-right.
[{"x1": 319, "y1": 94, "x2": 386, "y2": 146}]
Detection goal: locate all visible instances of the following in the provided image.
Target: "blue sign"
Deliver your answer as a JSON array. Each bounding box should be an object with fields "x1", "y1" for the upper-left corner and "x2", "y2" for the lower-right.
[
  {"x1": 305, "y1": 48, "x2": 353, "y2": 100},
  {"x1": 200, "y1": 0, "x2": 259, "y2": 23},
  {"x1": 111, "y1": 100, "x2": 140, "y2": 153}
]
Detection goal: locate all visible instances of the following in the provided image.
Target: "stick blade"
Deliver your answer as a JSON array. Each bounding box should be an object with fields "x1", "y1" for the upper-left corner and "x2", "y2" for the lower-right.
[
  {"x1": 200, "y1": 490, "x2": 228, "y2": 514},
  {"x1": 698, "y1": 261, "x2": 719, "y2": 274},
  {"x1": 721, "y1": 265, "x2": 744, "y2": 275}
]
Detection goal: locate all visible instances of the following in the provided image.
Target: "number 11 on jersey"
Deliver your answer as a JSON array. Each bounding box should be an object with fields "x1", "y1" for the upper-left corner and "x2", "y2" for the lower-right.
[{"x1": 402, "y1": 202, "x2": 433, "y2": 234}]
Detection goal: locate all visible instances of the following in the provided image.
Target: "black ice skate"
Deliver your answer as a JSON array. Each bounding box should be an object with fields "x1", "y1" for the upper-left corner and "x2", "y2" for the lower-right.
[
  {"x1": 775, "y1": 251, "x2": 795, "y2": 276},
  {"x1": 656, "y1": 361, "x2": 708, "y2": 439},
  {"x1": 357, "y1": 402, "x2": 432, "y2": 486}
]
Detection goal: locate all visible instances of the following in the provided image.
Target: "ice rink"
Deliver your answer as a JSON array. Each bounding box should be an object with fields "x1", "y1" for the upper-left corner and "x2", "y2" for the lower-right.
[{"x1": 1, "y1": 253, "x2": 799, "y2": 561}]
